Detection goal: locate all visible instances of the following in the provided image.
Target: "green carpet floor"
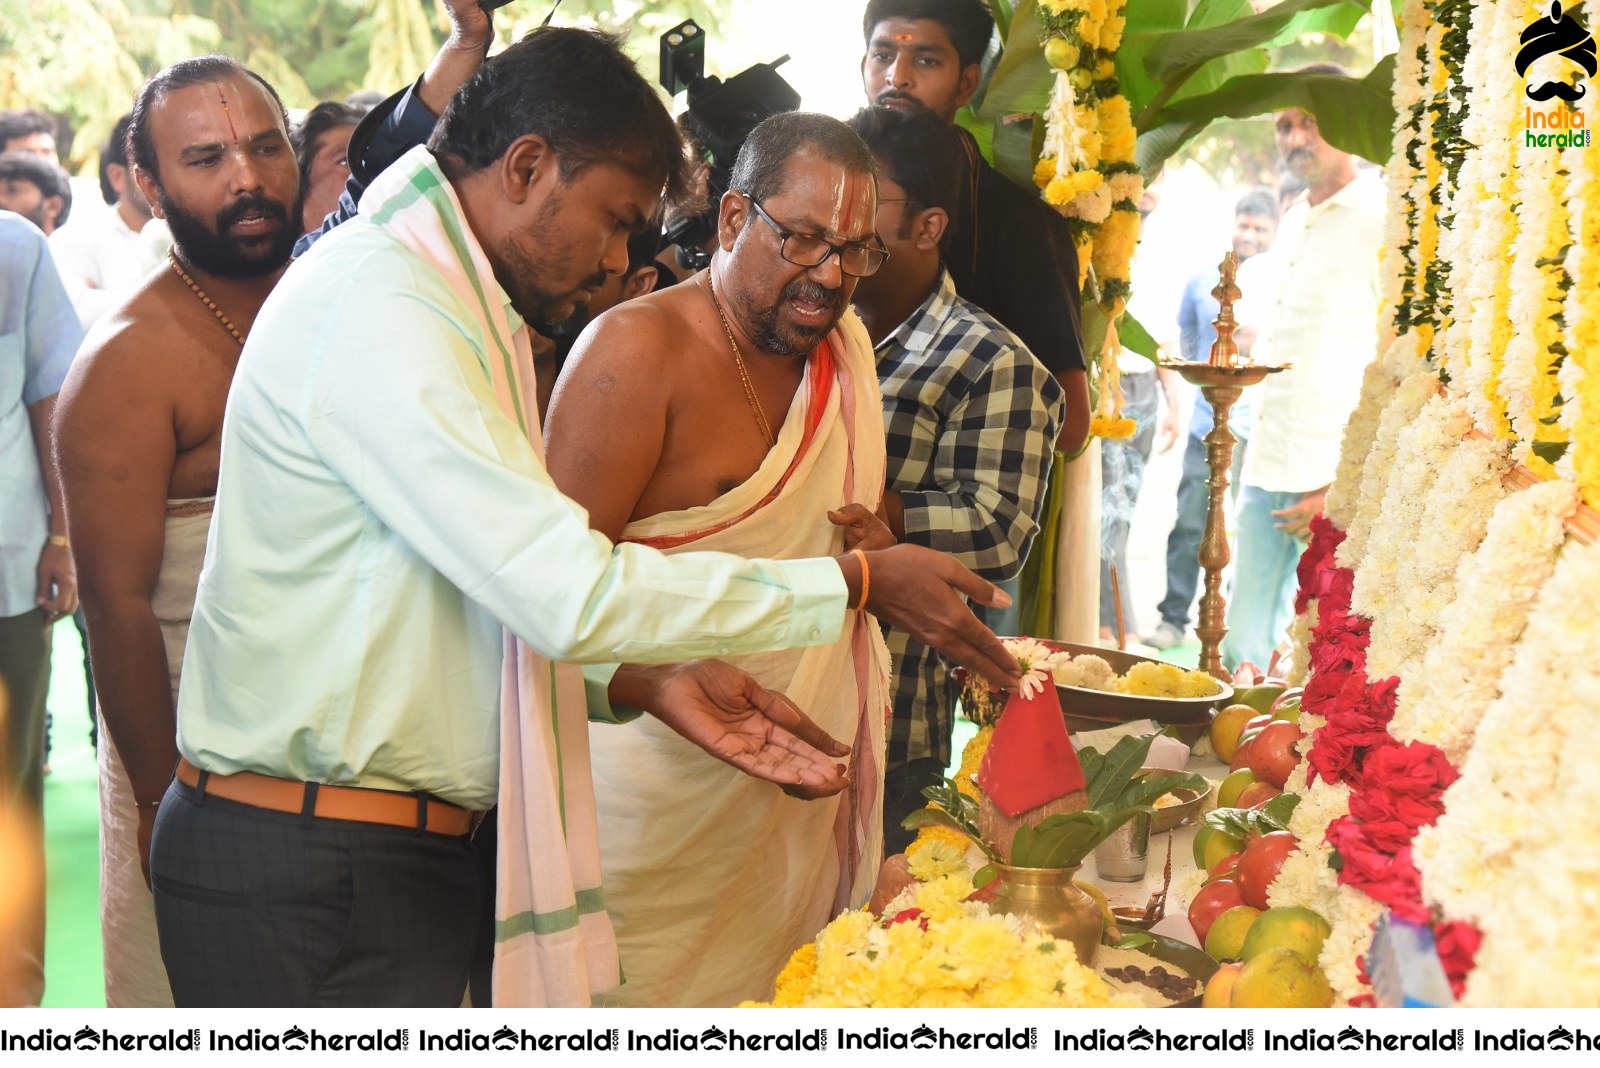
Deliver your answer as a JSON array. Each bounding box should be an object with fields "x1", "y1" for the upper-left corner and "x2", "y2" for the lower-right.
[{"x1": 41, "y1": 619, "x2": 104, "y2": 1008}]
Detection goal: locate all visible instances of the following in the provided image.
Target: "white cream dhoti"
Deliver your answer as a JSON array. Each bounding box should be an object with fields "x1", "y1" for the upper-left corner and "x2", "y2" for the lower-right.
[
  {"x1": 98, "y1": 497, "x2": 212, "y2": 1007},
  {"x1": 590, "y1": 317, "x2": 890, "y2": 1007}
]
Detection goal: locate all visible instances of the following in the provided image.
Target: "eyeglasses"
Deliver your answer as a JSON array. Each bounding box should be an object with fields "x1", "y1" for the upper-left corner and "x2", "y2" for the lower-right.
[{"x1": 741, "y1": 193, "x2": 890, "y2": 278}]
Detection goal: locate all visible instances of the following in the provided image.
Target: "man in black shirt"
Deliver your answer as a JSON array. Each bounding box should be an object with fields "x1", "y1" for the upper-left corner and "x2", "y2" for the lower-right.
[{"x1": 859, "y1": 0, "x2": 1090, "y2": 454}]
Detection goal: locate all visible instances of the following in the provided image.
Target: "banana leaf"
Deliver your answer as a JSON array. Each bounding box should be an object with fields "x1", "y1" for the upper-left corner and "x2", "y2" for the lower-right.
[
  {"x1": 974, "y1": 0, "x2": 1051, "y2": 123},
  {"x1": 1143, "y1": 0, "x2": 1365, "y2": 82},
  {"x1": 1143, "y1": 55, "x2": 1398, "y2": 166}
]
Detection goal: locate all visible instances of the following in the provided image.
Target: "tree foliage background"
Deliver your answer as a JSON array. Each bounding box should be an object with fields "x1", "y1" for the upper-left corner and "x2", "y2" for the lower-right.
[{"x1": 0, "y1": 0, "x2": 738, "y2": 169}]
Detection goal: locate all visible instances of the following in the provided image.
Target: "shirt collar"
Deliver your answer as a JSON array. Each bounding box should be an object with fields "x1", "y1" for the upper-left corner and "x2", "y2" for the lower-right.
[
  {"x1": 875, "y1": 266, "x2": 958, "y2": 357},
  {"x1": 1307, "y1": 169, "x2": 1373, "y2": 215}
]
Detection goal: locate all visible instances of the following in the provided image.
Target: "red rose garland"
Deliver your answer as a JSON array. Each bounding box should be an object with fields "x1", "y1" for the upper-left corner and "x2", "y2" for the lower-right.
[{"x1": 1290, "y1": 515, "x2": 1481, "y2": 1000}]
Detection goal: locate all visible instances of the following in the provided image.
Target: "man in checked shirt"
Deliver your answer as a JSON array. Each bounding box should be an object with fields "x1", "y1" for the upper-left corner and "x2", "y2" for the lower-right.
[{"x1": 847, "y1": 106, "x2": 1065, "y2": 852}]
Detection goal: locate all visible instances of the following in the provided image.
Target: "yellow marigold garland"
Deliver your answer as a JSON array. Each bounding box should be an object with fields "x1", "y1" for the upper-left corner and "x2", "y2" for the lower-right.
[
  {"x1": 1036, "y1": 0, "x2": 1142, "y2": 444},
  {"x1": 742, "y1": 874, "x2": 1130, "y2": 1007}
]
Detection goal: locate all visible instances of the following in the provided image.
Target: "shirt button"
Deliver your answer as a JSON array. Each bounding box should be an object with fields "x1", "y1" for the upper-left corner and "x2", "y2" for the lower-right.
[
  {"x1": 808, "y1": 627, "x2": 822, "y2": 640},
  {"x1": 718, "y1": 645, "x2": 731, "y2": 655}
]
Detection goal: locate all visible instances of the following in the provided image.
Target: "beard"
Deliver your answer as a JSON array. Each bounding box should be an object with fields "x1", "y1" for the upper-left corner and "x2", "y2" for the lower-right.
[
  {"x1": 159, "y1": 189, "x2": 299, "y2": 279},
  {"x1": 738, "y1": 276, "x2": 846, "y2": 357},
  {"x1": 494, "y1": 192, "x2": 608, "y2": 331},
  {"x1": 11, "y1": 199, "x2": 49, "y2": 232}
]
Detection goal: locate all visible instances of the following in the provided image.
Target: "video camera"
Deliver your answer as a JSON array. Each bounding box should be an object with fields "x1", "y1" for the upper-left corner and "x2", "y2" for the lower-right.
[{"x1": 658, "y1": 19, "x2": 800, "y2": 270}]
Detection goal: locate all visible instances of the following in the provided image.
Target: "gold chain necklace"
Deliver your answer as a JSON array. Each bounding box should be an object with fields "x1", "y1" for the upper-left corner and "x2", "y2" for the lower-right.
[
  {"x1": 167, "y1": 248, "x2": 247, "y2": 348},
  {"x1": 703, "y1": 272, "x2": 775, "y2": 448}
]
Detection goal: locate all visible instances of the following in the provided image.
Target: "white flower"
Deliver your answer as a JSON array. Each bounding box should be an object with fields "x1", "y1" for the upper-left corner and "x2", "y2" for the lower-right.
[
  {"x1": 1389, "y1": 480, "x2": 1577, "y2": 760},
  {"x1": 1339, "y1": 371, "x2": 1440, "y2": 570},
  {"x1": 1418, "y1": 541, "x2": 1600, "y2": 1005}
]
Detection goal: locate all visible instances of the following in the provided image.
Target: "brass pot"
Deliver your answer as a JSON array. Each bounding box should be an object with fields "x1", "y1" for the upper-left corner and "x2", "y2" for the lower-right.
[{"x1": 991, "y1": 864, "x2": 1103, "y2": 966}]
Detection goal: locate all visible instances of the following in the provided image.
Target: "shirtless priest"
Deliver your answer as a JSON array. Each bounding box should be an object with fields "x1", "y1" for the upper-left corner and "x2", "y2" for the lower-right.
[{"x1": 544, "y1": 113, "x2": 895, "y2": 1008}]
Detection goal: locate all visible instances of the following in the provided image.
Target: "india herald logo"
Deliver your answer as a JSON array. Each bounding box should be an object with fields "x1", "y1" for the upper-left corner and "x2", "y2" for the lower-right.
[{"x1": 1516, "y1": 1, "x2": 1597, "y2": 102}]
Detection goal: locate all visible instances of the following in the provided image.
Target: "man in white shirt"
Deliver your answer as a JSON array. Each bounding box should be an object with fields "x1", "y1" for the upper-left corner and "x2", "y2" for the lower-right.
[
  {"x1": 1223, "y1": 71, "x2": 1385, "y2": 670},
  {"x1": 142, "y1": 28, "x2": 1016, "y2": 1008},
  {"x1": 50, "y1": 114, "x2": 170, "y2": 331}
]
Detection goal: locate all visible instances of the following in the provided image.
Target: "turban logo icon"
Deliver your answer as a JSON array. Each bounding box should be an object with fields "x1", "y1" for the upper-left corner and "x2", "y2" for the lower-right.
[{"x1": 1516, "y1": 1, "x2": 1597, "y2": 102}]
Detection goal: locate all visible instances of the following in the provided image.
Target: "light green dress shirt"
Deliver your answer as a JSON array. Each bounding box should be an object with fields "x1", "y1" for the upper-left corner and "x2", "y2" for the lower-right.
[{"x1": 177, "y1": 216, "x2": 848, "y2": 810}]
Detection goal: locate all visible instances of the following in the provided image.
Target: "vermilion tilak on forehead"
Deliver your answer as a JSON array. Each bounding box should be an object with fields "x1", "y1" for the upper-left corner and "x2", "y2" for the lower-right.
[
  {"x1": 824, "y1": 172, "x2": 874, "y2": 237},
  {"x1": 218, "y1": 87, "x2": 238, "y2": 144},
  {"x1": 894, "y1": 32, "x2": 913, "y2": 41}
]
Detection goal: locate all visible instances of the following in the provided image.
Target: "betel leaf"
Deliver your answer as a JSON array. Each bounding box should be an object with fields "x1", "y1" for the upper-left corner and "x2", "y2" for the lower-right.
[
  {"x1": 1204, "y1": 794, "x2": 1301, "y2": 839},
  {"x1": 1147, "y1": 55, "x2": 1398, "y2": 163},
  {"x1": 1010, "y1": 809, "x2": 1124, "y2": 868},
  {"x1": 1081, "y1": 734, "x2": 1158, "y2": 808},
  {"x1": 913, "y1": 778, "x2": 1004, "y2": 863},
  {"x1": 1116, "y1": 931, "x2": 1157, "y2": 949},
  {"x1": 1122, "y1": 769, "x2": 1209, "y2": 811}
]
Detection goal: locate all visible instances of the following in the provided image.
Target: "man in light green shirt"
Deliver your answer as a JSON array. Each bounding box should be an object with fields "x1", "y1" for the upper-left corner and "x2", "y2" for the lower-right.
[{"x1": 151, "y1": 28, "x2": 1015, "y2": 1007}]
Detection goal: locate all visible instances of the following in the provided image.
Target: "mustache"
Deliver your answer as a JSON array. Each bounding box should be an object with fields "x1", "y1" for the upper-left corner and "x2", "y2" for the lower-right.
[
  {"x1": 1527, "y1": 80, "x2": 1588, "y2": 101},
  {"x1": 874, "y1": 90, "x2": 924, "y2": 108},
  {"x1": 218, "y1": 195, "x2": 290, "y2": 231},
  {"x1": 783, "y1": 278, "x2": 843, "y2": 310}
]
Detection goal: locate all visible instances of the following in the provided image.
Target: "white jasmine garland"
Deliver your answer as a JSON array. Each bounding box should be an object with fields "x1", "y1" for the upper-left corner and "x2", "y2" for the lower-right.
[
  {"x1": 1421, "y1": 16, "x2": 1460, "y2": 376},
  {"x1": 1416, "y1": 540, "x2": 1600, "y2": 946},
  {"x1": 1389, "y1": 479, "x2": 1578, "y2": 762},
  {"x1": 1379, "y1": 0, "x2": 1432, "y2": 327},
  {"x1": 1285, "y1": 603, "x2": 1313, "y2": 687},
  {"x1": 1500, "y1": 145, "x2": 1556, "y2": 457},
  {"x1": 1350, "y1": 394, "x2": 1474, "y2": 629},
  {"x1": 1319, "y1": 887, "x2": 1385, "y2": 1006},
  {"x1": 1461, "y1": 669, "x2": 1600, "y2": 1006},
  {"x1": 1451, "y1": 0, "x2": 1522, "y2": 435},
  {"x1": 1340, "y1": 371, "x2": 1442, "y2": 570},
  {"x1": 1366, "y1": 436, "x2": 1511, "y2": 682},
  {"x1": 1325, "y1": 344, "x2": 1409, "y2": 528}
]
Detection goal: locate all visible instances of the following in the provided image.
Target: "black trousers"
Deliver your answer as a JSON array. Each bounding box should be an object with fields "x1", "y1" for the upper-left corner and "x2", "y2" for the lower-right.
[
  {"x1": 882, "y1": 757, "x2": 948, "y2": 856},
  {"x1": 150, "y1": 778, "x2": 486, "y2": 1007}
]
